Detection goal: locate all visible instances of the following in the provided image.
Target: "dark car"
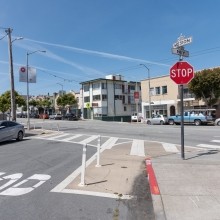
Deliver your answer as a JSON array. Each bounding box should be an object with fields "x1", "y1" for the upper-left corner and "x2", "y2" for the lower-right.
[
  {"x1": 63, "y1": 113, "x2": 78, "y2": 121},
  {"x1": 0, "y1": 120, "x2": 25, "y2": 142}
]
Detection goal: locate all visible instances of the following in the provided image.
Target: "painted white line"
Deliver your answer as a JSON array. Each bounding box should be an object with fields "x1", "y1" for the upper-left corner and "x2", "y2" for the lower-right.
[
  {"x1": 78, "y1": 135, "x2": 99, "y2": 145},
  {"x1": 162, "y1": 143, "x2": 179, "y2": 153},
  {"x1": 197, "y1": 144, "x2": 220, "y2": 149},
  {"x1": 47, "y1": 133, "x2": 70, "y2": 140},
  {"x1": 130, "y1": 140, "x2": 145, "y2": 157},
  {"x1": 61, "y1": 189, "x2": 134, "y2": 200},
  {"x1": 211, "y1": 140, "x2": 220, "y2": 143},
  {"x1": 101, "y1": 137, "x2": 118, "y2": 149},
  {"x1": 62, "y1": 134, "x2": 83, "y2": 141}
]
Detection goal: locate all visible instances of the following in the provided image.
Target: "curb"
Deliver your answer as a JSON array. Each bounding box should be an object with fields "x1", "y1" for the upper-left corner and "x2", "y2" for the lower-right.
[{"x1": 145, "y1": 158, "x2": 166, "y2": 220}]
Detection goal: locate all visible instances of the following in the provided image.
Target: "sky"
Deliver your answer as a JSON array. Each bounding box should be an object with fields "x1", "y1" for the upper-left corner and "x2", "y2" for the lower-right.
[{"x1": 1, "y1": 0, "x2": 220, "y2": 96}]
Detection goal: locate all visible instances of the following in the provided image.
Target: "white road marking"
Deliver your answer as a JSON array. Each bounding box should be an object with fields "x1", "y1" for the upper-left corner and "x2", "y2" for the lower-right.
[
  {"x1": 0, "y1": 173, "x2": 51, "y2": 196},
  {"x1": 62, "y1": 134, "x2": 83, "y2": 141},
  {"x1": 130, "y1": 140, "x2": 145, "y2": 157},
  {"x1": 47, "y1": 133, "x2": 70, "y2": 140},
  {"x1": 61, "y1": 189, "x2": 134, "y2": 200},
  {"x1": 78, "y1": 135, "x2": 99, "y2": 145},
  {"x1": 211, "y1": 140, "x2": 220, "y2": 143},
  {"x1": 162, "y1": 143, "x2": 179, "y2": 152},
  {"x1": 101, "y1": 137, "x2": 118, "y2": 149},
  {"x1": 196, "y1": 144, "x2": 220, "y2": 149}
]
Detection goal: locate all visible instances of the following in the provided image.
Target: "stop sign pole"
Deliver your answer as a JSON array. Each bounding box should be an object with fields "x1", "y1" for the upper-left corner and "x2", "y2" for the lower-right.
[{"x1": 171, "y1": 35, "x2": 194, "y2": 159}]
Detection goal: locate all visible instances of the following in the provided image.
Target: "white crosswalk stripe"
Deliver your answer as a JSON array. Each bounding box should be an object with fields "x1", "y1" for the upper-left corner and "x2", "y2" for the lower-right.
[
  {"x1": 47, "y1": 133, "x2": 70, "y2": 140},
  {"x1": 78, "y1": 135, "x2": 99, "y2": 145},
  {"x1": 130, "y1": 140, "x2": 145, "y2": 157},
  {"x1": 197, "y1": 144, "x2": 220, "y2": 149},
  {"x1": 62, "y1": 134, "x2": 83, "y2": 142},
  {"x1": 100, "y1": 137, "x2": 118, "y2": 150}
]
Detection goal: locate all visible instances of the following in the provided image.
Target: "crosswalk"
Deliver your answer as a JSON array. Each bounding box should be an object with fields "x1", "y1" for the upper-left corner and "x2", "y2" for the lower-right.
[{"x1": 30, "y1": 131, "x2": 220, "y2": 155}]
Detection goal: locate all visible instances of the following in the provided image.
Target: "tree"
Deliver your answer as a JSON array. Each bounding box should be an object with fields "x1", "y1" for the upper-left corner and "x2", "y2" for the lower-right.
[
  {"x1": 56, "y1": 93, "x2": 77, "y2": 113},
  {"x1": 188, "y1": 68, "x2": 220, "y2": 107},
  {"x1": 0, "y1": 90, "x2": 26, "y2": 113}
]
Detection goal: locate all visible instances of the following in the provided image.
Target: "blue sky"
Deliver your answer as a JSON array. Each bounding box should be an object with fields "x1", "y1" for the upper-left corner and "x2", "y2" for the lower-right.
[{"x1": 1, "y1": 0, "x2": 220, "y2": 96}]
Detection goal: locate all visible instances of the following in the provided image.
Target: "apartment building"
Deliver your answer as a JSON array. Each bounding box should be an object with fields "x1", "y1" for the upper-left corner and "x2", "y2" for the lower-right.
[
  {"x1": 80, "y1": 75, "x2": 141, "y2": 121},
  {"x1": 141, "y1": 74, "x2": 212, "y2": 119}
]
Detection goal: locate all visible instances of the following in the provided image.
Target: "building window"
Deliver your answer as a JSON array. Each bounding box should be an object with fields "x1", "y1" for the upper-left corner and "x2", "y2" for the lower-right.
[
  {"x1": 114, "y1": 95, "x2": 122, "y2": 100},
  {"x1": 155, "y1": 87, "x2": 160, "y2": 95},
  {"x1": 84, "y1": 96, "x2": 90, "y2": 102},
  {"x1": 93, "y1": 95, "x2": 101, "y2": 101},
  {"x1": 124, "y1": 106, "x2": 127, "y2": 111},
  {"x1": 150, "y1": 87, "x2": 154, "y2": 96},
  {"x1": 84, "y1": 84, "x2": 89, "y2": 92},
  {"x1": 92, "y1": 83, "x2": 100, "y2": 90},
  {"x1": 162, "y1": 86, "x2": 167, "y2": 94},
  {"x1": 102, "y1": 83, "x2": 107, "y2": 89},
  {"x1": 115, "y1": 84, "x2": 122, "y2": 89},
  {"x1": 129, "y1": 85, "x2": 135, "y2": 90},
  {"x1": 102, "y1": 94, "x2": 107, "y2": 101}
]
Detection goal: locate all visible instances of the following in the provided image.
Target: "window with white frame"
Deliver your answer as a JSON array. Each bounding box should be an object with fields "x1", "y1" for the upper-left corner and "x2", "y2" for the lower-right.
[
  {"x1": 93, "y1": 95, "x2": 101, "y2": 101},
  {"x1": 92, "y1": 83, "x2": 100, "y2": 90},
  {"x1": 84, "y1": 84, "x2": 89, "y2": 92}
]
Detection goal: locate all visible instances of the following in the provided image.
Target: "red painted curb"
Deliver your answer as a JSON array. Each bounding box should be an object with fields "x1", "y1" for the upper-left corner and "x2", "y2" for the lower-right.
[{"x1": 145, "y1": 158, "x2": 160, "y2": 195}]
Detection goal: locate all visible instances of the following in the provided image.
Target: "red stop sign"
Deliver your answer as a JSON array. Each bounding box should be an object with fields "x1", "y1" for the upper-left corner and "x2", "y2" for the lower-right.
[{"x1": 170, "y1": 61, "x2": 194, "y2": 84}]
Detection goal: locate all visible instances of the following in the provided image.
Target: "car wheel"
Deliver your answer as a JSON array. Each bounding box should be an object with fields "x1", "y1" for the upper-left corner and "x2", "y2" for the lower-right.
[
  {"x1": 160, "y1": 121, "x2": 164, "y2": 125},
  {"x1": 217, "y1": 121, "x2": 220, "y2": 126},
  {"x1": 168, "y1": 119, "x2": 174, "y2": 125},
  {"x1": 147, "y1": 120, "x2": 151, "y2": 125},
  {"x1": 16, "y1": 131, "x2": 24, "y2": 141},
  {"x1": 194, "y1": 119, "x2": 201, "y2": 126}
]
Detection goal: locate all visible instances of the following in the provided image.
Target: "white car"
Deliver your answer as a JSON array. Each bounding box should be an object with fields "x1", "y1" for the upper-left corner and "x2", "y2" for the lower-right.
[
  {"x1": 215, "y1": 118, "x2": 220, "y2": 126},
  {"x1": 146, "y1": 115, "x2": 167, "y2": 125},
  {"x1": 49, "y1": 113, "x2": 62, "y2": 120},
  {"x1": 131, "y1": 113, "x2": 142, "y2": 122}
]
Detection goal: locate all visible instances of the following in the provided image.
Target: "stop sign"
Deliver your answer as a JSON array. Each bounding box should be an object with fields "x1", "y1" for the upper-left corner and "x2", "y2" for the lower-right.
[{"x1": 170, "y1": 61, "x2": 194, "y2": 84}]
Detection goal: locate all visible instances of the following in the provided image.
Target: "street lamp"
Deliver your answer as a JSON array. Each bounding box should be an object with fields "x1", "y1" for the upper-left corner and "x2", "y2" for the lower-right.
[
  {"x1": 26, "y1": 50, "x2": 46, "y2": 130},
  {"x1": 140, "y1": 64, "x2": 151, "y2": 118},
  {"x1": 5, "y1": 28, "x2": 23, "y2": 121}
]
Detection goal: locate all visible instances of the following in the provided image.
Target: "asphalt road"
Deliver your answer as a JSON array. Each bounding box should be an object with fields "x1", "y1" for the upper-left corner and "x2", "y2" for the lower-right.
[{"x1": 19, "y1": 118, "x2": 220, "y2": 148}]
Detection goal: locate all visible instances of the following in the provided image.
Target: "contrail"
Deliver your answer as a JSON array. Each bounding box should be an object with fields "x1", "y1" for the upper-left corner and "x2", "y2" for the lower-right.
[{"x1": 25, "y1": 38, "x2": 170, "y2": 67}]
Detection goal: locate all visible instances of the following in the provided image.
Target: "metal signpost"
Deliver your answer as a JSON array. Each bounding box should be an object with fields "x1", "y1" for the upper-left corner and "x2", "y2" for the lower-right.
[{"x1": 171, "y1": 34, "x2": 194, "y2": 159}]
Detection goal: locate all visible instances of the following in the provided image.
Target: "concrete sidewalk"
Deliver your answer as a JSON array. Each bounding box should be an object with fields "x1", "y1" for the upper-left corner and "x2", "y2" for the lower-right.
[{"x1": 151, "y1": 148, "x2": 220, "y2": 220}]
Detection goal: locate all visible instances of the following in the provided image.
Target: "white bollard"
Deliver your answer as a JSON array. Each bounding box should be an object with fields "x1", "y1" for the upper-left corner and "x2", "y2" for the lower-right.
[
  {"x1": 78, "y1": 144, "x2": 87, "y2": 187},
  {"x1": 96, "y1": 135, "x2": 101, "y2": 167}
]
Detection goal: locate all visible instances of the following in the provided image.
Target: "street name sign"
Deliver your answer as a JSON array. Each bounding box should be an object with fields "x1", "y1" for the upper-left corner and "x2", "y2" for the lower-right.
[
  {"x1": 173, "y1": 36, "x2": 192, "y2": 48},
  {"x1": 170, "y1": 61, "x2": 194, "y2": 85},
  {"x1": 171, "y1": 48, "x2": 189, "y2": 57}
]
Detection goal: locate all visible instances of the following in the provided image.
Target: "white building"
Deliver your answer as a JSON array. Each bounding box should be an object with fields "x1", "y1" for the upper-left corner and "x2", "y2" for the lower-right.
[{"x1": 80, "y1": 75, "x2": 141, "y2": 121}]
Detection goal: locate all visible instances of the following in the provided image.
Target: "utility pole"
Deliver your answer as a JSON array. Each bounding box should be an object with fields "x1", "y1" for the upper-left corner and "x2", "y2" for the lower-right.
[{"x1": 5, "y1": 28, "x2": 16, "y2": 121}]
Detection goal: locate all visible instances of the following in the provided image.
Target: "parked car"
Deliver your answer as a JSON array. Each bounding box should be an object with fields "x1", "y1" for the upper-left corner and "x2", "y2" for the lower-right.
[
  {"x1": 17, "y1": 112, "x2": 27, "y2": 118},
  {"x1": 215, "y1": 118, "x2": 220, "y2": 126},
  {"x1": 167, "y1": 111, "x2": 214, "y2": 126},
  {"x1": 49, "y1": 113, "x2": 62, "y2": 120},
  {"x1": 0, "y1": 120, "x2": 25, "y2": 142},
  {"x1": 62, "y1": 113, "x2": 78, "y2": 121},
  {"x1": 146, "y1": 115, "x2": 168, "y2": 125},
  {"x1": 131, "y1": 113, "x2": 142, "y2": 122}
]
